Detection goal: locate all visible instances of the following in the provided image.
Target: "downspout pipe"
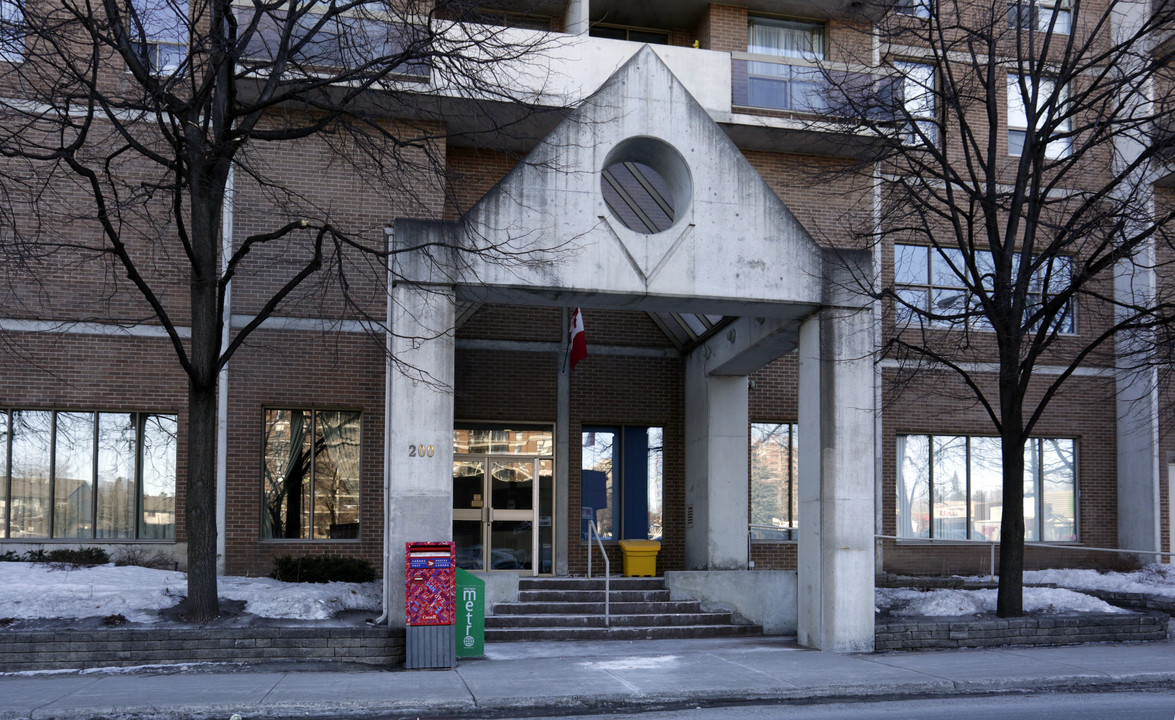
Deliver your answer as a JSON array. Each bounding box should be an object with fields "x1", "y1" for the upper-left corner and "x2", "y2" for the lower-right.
[
  {"x1": 215, "y1": 164, "x2": 234, "y2": 575},
  {"x1": 375, "y1": 226, "x2": 395, "y2": 625}
]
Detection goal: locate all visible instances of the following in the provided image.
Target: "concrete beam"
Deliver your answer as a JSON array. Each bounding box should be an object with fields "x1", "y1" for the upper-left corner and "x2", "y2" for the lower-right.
[{"x1": 692, "y1": 314, "x2": 809, "y2": 377}]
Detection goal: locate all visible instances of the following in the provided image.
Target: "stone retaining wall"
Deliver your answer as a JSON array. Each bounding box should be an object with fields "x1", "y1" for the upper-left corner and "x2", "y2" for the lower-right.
[
  {"x1": 0, "y1": 626, "x2": 406, "y2": 672},
  {"x1": 1076, "y1": 590, "x2": 1175, "y2": 616},
  {"x1": 875, "y1": 611, "x2": 1168, "y2": 651}
]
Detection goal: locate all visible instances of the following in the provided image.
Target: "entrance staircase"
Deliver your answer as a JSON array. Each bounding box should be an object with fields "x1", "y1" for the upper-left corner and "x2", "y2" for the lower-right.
[{"x1": 485, "y1": 577, "x2": 762, "y2": 642}]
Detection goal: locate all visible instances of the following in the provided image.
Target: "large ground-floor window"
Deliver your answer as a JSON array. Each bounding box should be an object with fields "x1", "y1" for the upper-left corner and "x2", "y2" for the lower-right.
[
  {"x1": 0, "y1": 409, "x2": 177, "y2": 540},
  {"x1": 581, "y1": 426, "x2": 663, "y2": 541},
  {"x1": 897, "y1": 435, "x2": 1076, "y2": 542},
  {"x1": 750, "y1": 422, "x2": 798, "y2": 540},
  {"x1": 262, "y1": 409, "x2": 361, "y2": 540}
]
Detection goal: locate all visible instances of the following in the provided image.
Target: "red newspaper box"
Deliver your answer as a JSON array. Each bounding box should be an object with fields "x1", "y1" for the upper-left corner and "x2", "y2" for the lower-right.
[{"x1": 405, "y1": 541, "x2": 455, "y2": 627}]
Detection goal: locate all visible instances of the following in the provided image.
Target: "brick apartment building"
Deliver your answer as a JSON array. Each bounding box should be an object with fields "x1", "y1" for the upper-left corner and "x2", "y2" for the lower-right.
[{"x1": 0, "y1": 0, "x2": 1171, "y2": 651}]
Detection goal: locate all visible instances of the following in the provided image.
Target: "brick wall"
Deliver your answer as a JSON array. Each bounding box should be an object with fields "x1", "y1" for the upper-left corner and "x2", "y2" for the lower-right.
[{"x1": 223, "y1": 330, "x2": 387, "y2": 577}]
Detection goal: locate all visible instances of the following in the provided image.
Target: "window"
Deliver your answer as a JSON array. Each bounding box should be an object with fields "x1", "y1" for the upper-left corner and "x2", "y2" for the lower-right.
[
  {"x1": 743, "y1": 18, "x2": 827, "y2": 113},
  {"x1": 750, "y1": 423, "x2": 798, "y2": 540},
  {"x1": 0, "y1": 410, "x2": 177, "y2": 540},
  {"x1": 467, "y1": 10, "x2": 553, "y2": 31},
  {"x1": 589, "y1": 25, "x2": 670, "y2": 44},
  {"x1": 749, "y1": 17, "x2": 824, "y2": 59},
  {"x1": 894, "y1": 243, "x2": 1075, "y2": 332},
  {"x1": 581, "y1": 426, "x2": 662, "y2": 541},
  {"x1": 129, "y1": 0, "x2": 188, "y2": 74},
  {"x1": 262, "y1": 409, "x2": 360, "y2": 540},
  {"x1": 0, "y1": 0, "x2": 23, "y2": 63},
  {"x1": 896, "y1": 435, "x2": 1076, "y2": 541},
  {"x1": 1008, "y1": 73, "x2": 1071, "y2": 158},
  {"x1": 896, "y1": 61, "x2": 938, "y2": 145},
  {"x1": 896, "y1": 0, "x2": 933, "y2": 18},
  {"x1": 1008, "y1": 0, "x2": 1070, "y2": 34}
]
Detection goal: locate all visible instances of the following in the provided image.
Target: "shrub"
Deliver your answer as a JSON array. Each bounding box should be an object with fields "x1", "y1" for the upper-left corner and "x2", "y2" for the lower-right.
[
  {"x1": 45, "y1": 547, "x2": 110, "y2": 567},
  {"x1": 113, "y1": 547, "x2": 175, "y2": 570},
  {"x1": 270, "y1": 555, "x2": 376, "y2": 584},
  {"x1": 0, "y1": 551, "x2": 19, "y2": 562}
]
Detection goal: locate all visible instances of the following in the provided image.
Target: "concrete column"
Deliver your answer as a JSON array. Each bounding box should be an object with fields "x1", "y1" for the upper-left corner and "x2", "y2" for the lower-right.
[
  {"x1": 385, "y1": 278, "x2": 456, "y2": 627},
  {"x1": 564, "y1": 0, "x2": 589, "y2": 34},
  {"x1": 1110, "y1": 0, "x2": 1161, "y2": 561},
  {"x1": 1116, "y1": 364, "x2": 1161, "y2": 557},
  {"x1": 797, "y1": 307, "x2": 875, "y2": 652},
  {"x1": 683, "y1": 352, "x2": 749, "y2": 570}
]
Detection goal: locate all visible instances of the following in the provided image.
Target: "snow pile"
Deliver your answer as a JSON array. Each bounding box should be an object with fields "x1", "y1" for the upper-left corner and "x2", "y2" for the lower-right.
[
  {"x1": 0, "y1": 562, "x2": 380, "y2": 623},
  {"x1": 876, "y1": 586, "x2": 1130, "y2": 617},
  {"x1": 1024, "y1": 564, "x2": 1175, "y2": 598},
  {"x1": 218, "y1": 574, "x2": 379, "y2": 620}
]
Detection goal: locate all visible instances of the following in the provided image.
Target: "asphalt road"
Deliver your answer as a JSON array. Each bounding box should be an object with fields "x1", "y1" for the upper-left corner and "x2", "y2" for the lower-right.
[{"x1": 511, "y1": 690, "x2": 1175, "y2": 720}]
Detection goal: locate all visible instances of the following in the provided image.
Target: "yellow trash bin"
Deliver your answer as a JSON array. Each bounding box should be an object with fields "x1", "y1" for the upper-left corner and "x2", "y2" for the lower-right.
[{"x1": 618, "y1": 540, "x2": 661, "y2": 577}]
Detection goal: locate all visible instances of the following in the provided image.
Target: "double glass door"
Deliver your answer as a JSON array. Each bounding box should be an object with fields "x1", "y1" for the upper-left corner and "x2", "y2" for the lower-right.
[{"x1": 453, "y1": 456, "x2": 552, "y2": 574}]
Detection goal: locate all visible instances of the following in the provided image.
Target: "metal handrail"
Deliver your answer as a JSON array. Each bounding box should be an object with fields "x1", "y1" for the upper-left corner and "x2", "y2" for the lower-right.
[
  {"x1": 875, "y1": 534, "x2": 1174, "y2": 582},
  {"x1": 587, "y1": 520, "x2": 610, "y2": 627}
]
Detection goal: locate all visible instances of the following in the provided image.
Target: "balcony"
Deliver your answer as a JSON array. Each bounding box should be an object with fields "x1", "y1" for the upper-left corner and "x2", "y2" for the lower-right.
[{"x1": 726, "y1": 52, "x2": 892, "y2": 158}]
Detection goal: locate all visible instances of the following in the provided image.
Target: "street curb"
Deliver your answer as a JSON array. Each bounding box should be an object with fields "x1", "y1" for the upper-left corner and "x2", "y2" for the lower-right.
[{"x1": 6, "y1": 672, "x2": 1175, "y2": 720}]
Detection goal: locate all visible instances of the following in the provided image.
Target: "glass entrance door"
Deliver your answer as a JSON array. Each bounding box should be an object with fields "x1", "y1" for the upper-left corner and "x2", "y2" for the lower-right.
[{"x1": 453, "y1": 455, "x2": 553, "y2": 574}]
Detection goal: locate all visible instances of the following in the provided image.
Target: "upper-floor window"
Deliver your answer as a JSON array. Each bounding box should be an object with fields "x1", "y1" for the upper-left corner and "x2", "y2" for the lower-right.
[
  {"x1": 894, "y1": 243, "x2": 1076, "y2": 333},
  {"x1": 0, "y1": 409, "x2": 177, "y2": 541},
  {"x1": 897, "y1": 434, "x2": 1076, "y2": 542},
  {"x1": 896, "y1": 0, "x2": 933, "y2": 18},
  {"x1": 1008, "y1": 0, "x2": 1071, "y2": 34},
  {"x1": 590, "y1": 25, "x2": 669, "y2": 44},
  {"x1": 467, "y1": 10, "x2": 553, "y2": 31},
  {"x1": 129, "y1": 0, "x2": 188, "y2": 74},
  {"x1": 748, "y1": 17, "x2": 824, "y2": 60},
  {"x1": 0, "y1": 0, "x2": 24, "y2": 63},
  {"x1": 896, "y1": 60, "x2": 938, "y2": 145},
  {"x1": 1008, "y1": 73, "x2": 1071, "y2": 159}
]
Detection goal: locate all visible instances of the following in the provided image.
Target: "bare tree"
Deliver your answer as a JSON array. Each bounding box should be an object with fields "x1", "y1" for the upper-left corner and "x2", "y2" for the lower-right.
[
  {"x1": 817, "y1": 0, "x2": 1175, "y2": 615},
  {"x1": 0, "y1": 0, "x2": 565, "y2": 620}
]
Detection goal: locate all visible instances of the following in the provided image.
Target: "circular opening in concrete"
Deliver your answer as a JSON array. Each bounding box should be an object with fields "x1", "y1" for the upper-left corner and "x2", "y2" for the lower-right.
[{"x1": 601, "y1": 137, "x2": 692, "y2": 235}]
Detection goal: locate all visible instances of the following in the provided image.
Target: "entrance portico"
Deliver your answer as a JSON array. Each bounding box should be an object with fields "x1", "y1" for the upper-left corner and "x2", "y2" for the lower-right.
[{"x1": 383, "y1": 47, "x2": 876, "y2": 652}]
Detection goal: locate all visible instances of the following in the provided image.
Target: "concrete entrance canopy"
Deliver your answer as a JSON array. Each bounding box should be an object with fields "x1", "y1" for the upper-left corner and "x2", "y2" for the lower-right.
[{"x1": 386, "y1": 46, "x2": 876, "y2": 652}]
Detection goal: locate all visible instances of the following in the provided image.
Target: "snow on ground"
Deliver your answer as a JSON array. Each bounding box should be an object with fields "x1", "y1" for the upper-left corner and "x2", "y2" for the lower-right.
[
  {"x1": 876, "y1": 586, "x2": 1129, "y2": 616},
  {"x1": 0, "y1": 562, "x2": 380, "y2": 623},
  {"x1": 1023, "y1": 564, "x2": 1175, "y2": 598}
]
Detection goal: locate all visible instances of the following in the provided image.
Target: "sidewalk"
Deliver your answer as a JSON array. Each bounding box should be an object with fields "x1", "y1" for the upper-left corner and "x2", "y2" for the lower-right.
[{"x1": 1, "y1": 633, "x2": 1173, "y2": 720}]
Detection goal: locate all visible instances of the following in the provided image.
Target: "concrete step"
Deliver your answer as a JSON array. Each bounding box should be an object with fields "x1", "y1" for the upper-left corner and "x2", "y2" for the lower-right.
[
  {"x1": 485, "y1": 623, "x2": 763, "y2": 643},
  {"x1": 517, "y1": 589, "x2": 671, "y2": 603},
  {"x1": 492, "y1": 600, "x2": 705, "y2": 616},
  {"x1": 486, "y1": 612, "x2": 738, "y2": 629},
  {"x1": 518, "y1": 577, "x2": 665, "y2": 591}
]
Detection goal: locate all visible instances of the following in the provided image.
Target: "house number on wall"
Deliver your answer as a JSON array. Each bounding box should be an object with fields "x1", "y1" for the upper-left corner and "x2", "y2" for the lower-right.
[{"x1": 408, "y1": 444, "x2": 436, "y2": 458}]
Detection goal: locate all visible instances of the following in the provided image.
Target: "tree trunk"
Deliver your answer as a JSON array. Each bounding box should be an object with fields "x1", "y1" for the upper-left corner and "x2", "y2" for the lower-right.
[
  {"x1": 184, "y1": 155, "x2": 227, "y2": 622},
  {"x1": 996, "y1": 377, "x2": 1026, "y2": 617},
  {"x1": 185, "y1": 380, "x2": 220, "y2": 620}
]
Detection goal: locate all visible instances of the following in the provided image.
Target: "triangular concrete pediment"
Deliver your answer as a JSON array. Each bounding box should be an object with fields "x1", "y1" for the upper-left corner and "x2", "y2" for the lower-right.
[{"x1": 454, "y1": 46, "x2": 825, "y2": 317}]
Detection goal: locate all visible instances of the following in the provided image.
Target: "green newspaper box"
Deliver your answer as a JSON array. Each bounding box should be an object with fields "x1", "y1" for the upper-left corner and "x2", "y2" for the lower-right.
[{"x1": 455, "y1": 568, "x2": 485, "y2": 657}]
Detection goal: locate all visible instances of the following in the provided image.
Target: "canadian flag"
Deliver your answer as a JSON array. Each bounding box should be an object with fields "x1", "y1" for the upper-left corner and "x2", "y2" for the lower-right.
[{"x1": 569, "y1": 308, "x2": 587, "y2": 371}]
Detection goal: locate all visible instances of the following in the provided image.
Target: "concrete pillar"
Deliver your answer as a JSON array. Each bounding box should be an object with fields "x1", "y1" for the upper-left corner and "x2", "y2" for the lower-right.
[
  {"x1": 684, "y1": 352, "x2": 749, "y2": 570},
  {"x1": 1116, "y1": 363, "x2": 1161, "y2": 557},
  {"x1": 565, "y1": 0, "x2": 589, "y2": 35},
  {"x1": 796, "y1": 307, "x2": 875, "y2": 652},
  {"x1": 1110, "y1": 0, "x2": 1161, "y2": 561},
  {"x1": 384, "y1": 276, "x2": 456, "y2": 627}
]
